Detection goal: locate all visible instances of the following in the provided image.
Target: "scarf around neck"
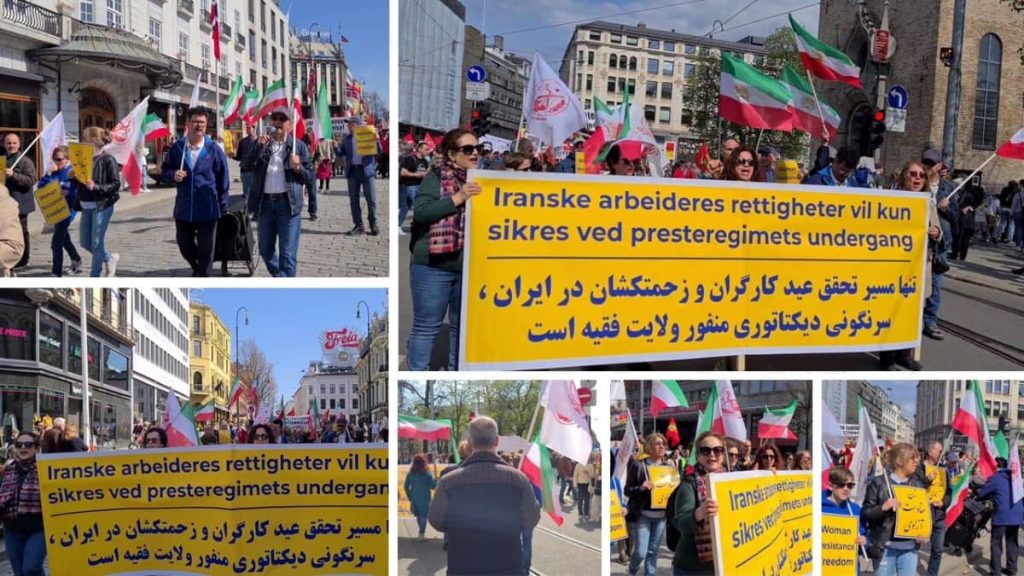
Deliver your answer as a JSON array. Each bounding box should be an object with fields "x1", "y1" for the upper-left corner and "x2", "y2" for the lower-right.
[
  {"x1": 427, "y1": 160, "x2": 467, "y2": 255},
  {"x1": 0, "y1": 457, "x2": 42, "y2": 521}
]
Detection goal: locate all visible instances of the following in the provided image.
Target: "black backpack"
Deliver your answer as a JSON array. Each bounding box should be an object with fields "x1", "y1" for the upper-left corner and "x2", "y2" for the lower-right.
[{"x1": 664, "y1": 482, "x2": 683, "y2": 552}]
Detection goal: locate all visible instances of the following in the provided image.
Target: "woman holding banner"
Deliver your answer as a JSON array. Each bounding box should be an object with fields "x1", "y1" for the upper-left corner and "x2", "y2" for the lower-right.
[
  {"x1": 73, "y1": 127, "x2": 121, "y2": 277},
  {"x1": 406, "y1": 129, "x2": 484, "y2": 371},
  {"x1": 404, "y1": 453, "x2": 436, "y2": 541},
  {"x1": 625, "y1": 433, "x2": 671, "y2": 576},
  {"x1": 671, "y1": 431, "x2": 724, "y2": 576},
  {"x1": 0, "y1": 431, "x2": 46, "y2": 576},
  {"x1": 861, "y1": 442, "x2": 927, "y2": 576}
]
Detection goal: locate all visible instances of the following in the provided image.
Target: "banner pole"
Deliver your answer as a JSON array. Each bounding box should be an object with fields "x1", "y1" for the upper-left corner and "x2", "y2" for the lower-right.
[{"x1": 804, "y1": 68, "x2": 831, "y2": 144}]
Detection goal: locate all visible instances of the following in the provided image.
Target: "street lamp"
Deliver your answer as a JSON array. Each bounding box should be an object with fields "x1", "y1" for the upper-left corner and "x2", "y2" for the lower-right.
[
  {"x1": 355, "y1": 301, "x2": 371, "y2": 340},
  {"x1": 235, "y1": 307, "x2": 250, "y2": 426}
]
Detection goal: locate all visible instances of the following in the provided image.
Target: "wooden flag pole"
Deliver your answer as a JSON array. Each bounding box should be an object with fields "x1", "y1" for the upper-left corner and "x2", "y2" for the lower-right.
[{"x1": 804, "y1": 68, "x2": 831, "y2": 144}]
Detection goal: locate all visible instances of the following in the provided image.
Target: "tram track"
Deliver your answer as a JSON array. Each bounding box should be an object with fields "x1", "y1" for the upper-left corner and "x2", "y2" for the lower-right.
[{"x1": 938, "y1": 319, "x2": 1024, "y2": 368}]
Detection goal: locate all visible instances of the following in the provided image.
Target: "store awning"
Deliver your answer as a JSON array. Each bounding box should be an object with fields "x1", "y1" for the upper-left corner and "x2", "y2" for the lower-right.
[{"x1": 28, "y1": 20, "x2": 182, "y2": 89}]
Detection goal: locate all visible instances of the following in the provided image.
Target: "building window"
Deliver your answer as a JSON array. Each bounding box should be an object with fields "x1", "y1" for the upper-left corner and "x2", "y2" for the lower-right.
[
  {"x1": 664, "y1": 41, "x2": 676, "y2": 53},
  {"x1": 192, "y1": 315, "x2": 199, "y2": 334},
  {"x1": 179, "y1": 33, "x2": 189, "y2": 60},
  {"x1": 270, "y1": 13, "x2": 276, "y2": 41},
  {"x1": 106, "y1": 0, "x2": 123, "y2": 29},
  {"x1": 202, "y1": 44, "x2": 211, "y2": 71},
  {"x1": 261, "y1": 40, "x2": 268, "y2": 67},
  {"x1": 659, "y1": 107, "x2": 671, "y2": 123},
  {"x1": 607, "y1": 77, "x2": 616, "y2": 93},
  {"x1": 663, "y1": 61, "x2": 674, "y2": 76},
  {"x1": 626, "y1": 36, "x2": 638, "y2": 47},
  {"x1": 685, "y1": 44, "x2": 695, "y2": 55},
  {"x1": 644, "y1": 105, "x2": 655, "y2": 122},
  {"x1": 610, "y1": 55, "x2": 618, "y2": 69},
  {"x1": 588, "y1": 51, "x2": 595, "y2": 65},
  {"x1": 589, "y1": 30, "x2": 601, "y2": 41},
  {"x1": 611, "y1": 33, "x2": 622, "y2": 44},
  {"x1": 586, "y1": 74, "x2": 593, "y2": 91},
  {"x1": 81, "y1": 0, "x2": 94, "y2": 22},
  {"x1": 645, "y1": 80, "x2": 657, "y2": 97},
  {"x1": 272, "y1": 47, "x2": 277, "y2": 74},
  {"x1": 754, "y1": 54, "x2": 765, "y2": 67},
  {"x1": 700, "y1": 46, "x2": 710, "y2": 56},
  {"x1": 330, "y1": 398, "x2": 336, "y2": 409},
  {"x1": 973, "y1": 33, "x2": 1002, "y2": 150},
  {"x1": 585, "y1": 98, "x2": 591, "y2": 109},
  {"x1": 649, "y1": 39, "x2": 660, "y2": 50},
  {"x1": 681, "y1": 109, "x2": 693, "y2": 125},
  {"x1": 193, "y1": 372, "x2": 203, "y2": 391},
  {"x1": 661, "y1": 83, "x2": 672, "y2": 99},
  {"x1": 628, "y1": 56, "x2": 637, "y2": 70},
  {"x1": 577, "y1": 50, "x2": 584, "y2": 64},
  {"x1": 148, "y1": 18, "x2": 161, "y2": 47},
  {"x1": 248, "y1": 31, "x2": 256, "y2": 61},
  {"x1": 684, "y1": 63, "x2": 695, "y2": 78},
  {"x1": 193, "y1": 340, "x2": 201, "y2": 357}
]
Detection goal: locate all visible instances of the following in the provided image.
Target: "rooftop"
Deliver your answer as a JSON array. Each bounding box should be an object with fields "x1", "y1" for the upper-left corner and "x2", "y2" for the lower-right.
[{"x1": 577, "y1": 20, "x2": 768, "y2": 54}]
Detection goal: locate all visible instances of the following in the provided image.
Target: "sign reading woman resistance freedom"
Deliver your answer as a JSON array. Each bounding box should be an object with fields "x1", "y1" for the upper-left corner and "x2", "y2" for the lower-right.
[
  {"x1": 38, "y1": 445, "x2": 388, "y2": 575},
  {"x1": 708, "y1": 471, "x2": 813, "y2": 576},
  {"x1": 460, "y1": 171, "x2": 929, "y2": 369}
]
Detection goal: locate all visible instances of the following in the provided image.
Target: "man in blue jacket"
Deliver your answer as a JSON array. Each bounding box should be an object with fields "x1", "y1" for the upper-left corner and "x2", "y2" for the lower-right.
[
  {"x1": 162, "y1": 107, "x2": 231, "y2": 277},
  {"x1": 247, "y1": 108, "x2": 314, "y2": 277},
  {"x1": 339, "y1": 118, "x2": 381, "y2": 236},
  {"x1": 978, "y1": 457, "x2": 1024, "y2": 576}
]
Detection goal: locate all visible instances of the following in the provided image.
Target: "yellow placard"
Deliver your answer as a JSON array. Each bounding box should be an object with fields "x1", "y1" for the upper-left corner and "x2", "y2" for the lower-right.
[
  {"x1": 893, "y1": 485, "x2": 932, "y2": 539},
  {"x1": 223, "y1": 130, "x2": 234, "y2": 154},
  {"x1": 354, "y1": 127, "x2": 377, "y2": 157},
  {"x1": 0, "y1": 156, "x2": 6, "y2": 186},
  {"x1": 777, "y1": 159, "x2": 801, "y2": 184},
  {"x1": 821, "y1": 514, "x2": 859, "y2": 576},
  {"x1": 69, "y1": 142, "x2": 94, "y2": 183},
  {"x1": 648, "y1": 465, "x2": 680, "y2": 509},
  {"x1": 610, "y1": 489, "x2": 628, "y2": 541},
  {"x1": 397, "y1": 463, "x2": 449, "y2": 518},
  {"x1": 709, "y1": 471, "x2": 813, "y2": 576},
  {"x1": 33, "y1": 180, "x2": 70, "y2": 226},
  {"x1": 575, "y1": 152, "x2": 586, "y2": 174},
  {"x1": 39, "y1": 445, "x2": 388, "y2": 575},
  {"x1": 925, "y1": 464, "x2": 947, "y2": 505},
  {"x1": 461, "y1": 172, "x2": 929, "y2": 369}
]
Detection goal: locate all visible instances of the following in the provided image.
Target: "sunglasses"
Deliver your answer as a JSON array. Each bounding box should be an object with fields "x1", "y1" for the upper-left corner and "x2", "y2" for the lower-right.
[
  {"x1": 834, "y1": 482, "x2": 856, "y2": 489},
  {"x1": 698, "y1": 446, "x2": 724, "y2": 456},
  {"x1": 736, "y1": 158, "x2": 755, "y2": 167},
  {"x1": 456, "y1": 144, "x2": 483, "y2": 156},
  {"x1": 728, "y1": 452, "x2": 740, "y2": 458},
  {"x1": 145, "y1": 437, "x2": 162, "y2": 444},
  {"x1": 907, "y1": 171, "x2": 925, "y2": 178},
  {"x1": 14, "y1": 441, "x2": 35, "y2": 449}
]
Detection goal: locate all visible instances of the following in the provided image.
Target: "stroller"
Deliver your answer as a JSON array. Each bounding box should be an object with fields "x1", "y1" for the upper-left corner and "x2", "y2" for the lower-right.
[{"x1": 945, "y1": 490, "x2": 994, "y2": 556}]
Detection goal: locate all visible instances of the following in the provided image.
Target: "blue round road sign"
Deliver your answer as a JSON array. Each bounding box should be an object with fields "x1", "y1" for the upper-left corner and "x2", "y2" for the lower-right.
[
  {"x1": 887, "y1": 85, "x2": 908, "y2": 110},
  {"x1": 467, "y1": 65, "x2": 487, "y2": 83}
]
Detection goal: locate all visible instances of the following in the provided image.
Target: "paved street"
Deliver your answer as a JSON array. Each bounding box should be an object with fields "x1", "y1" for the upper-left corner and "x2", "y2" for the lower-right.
[
  {"x1": 398, "y1": 493, "x2": 602, "y2": 575},
  {"x1": 16, "y1": 161, "x2": 389, "y2": 277},
  {"x1": 397, "y1": 239, "x2": 1024, "y2": 371}
]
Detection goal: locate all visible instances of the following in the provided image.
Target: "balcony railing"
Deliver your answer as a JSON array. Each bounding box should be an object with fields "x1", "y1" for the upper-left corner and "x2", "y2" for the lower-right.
[
  {"x1": 3, "y1": 0, "x2": 62, "y2": 37},
  {"x1": 177, "y1": 0, "x2": 193, "y2": 17},
  {"x1": 200, "y1": 9, "x2": 212, "y2": 29},
  {"x1": 234, "y1": 32, "x2": 245, "y2": 51},
  {"x1": 218, "y1": 76, "x2": 228, "y2": 90},
  {"x1": 220, "y1": 22, "x2": 231, "y2": 39}
]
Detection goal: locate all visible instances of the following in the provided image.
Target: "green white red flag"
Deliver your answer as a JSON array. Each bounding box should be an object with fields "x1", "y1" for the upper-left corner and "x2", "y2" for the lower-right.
[
  {"x1": 650, "y1": 380, "x2": 688, "y2": 418},
  {"x1": 780, "y1": 64, "x2": 840, "y2": 141},
  {"x1": 311, "y1": 75, "x2": 333, "y2": 151},
  {"x1": 142, "y1": 113, "x2": 170, "y2": 143},
  {"x1": 255, "y1": 79, "x2": 289, "y2": 121},
  {"x1": 162, "y1": 393, "x2": 198, "y2": 447},
  {"x1": 790, "y1": 14, "x2": 863, "y2": 89},
  {"x1": 194, "y1": 400, "x2": 215, "y2": 422},
  {"x1": 951, "y1": 380, "x2": 999, "y2": 479},
  {"x1": 758, "y1": 400, "x2": 798, "y2": 440},
  {"x1": 240, "y1": 89, "x2": 261, "y2": 125},
  {"x1": 522, "y1": 438, "x2": 564, "y2": 526},
  {"x1": 222, "y1": 75, "x2": 245, "y2": 125},
  {"x1": 996, "y1": 128, "x2": 1024, "y2": 159},
  {"x1": 945, "y1": 463, "x2": 974, "y2": 528},
  {"x1": 719, "y1": 53, "x2": 794, "y2": 131},
  {"x1": 397, "y1": 414, "x2": 451, "y2": 441}
]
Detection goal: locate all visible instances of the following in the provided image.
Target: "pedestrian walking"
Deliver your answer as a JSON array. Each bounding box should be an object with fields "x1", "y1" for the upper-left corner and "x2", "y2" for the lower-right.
[
  {"x1": 76, "y1": 126, "x2": 121, "y2": 277},
  {"x1": 398, "y1": 141, "x2": 429, "y2": 235},
  {"x1": 247, "y1": 109, "x2": 314, "y2": 278},
  {"x1": 978, "y1": 457, "x2": 1024, "y2": 576},
  {"x1": 0, "y1": 431, "x2": 47, "y2": 576},
  {"x1": 404, "y1": 453, "x2": 436, "y2": 541},
  {"x1": 3, "y1": 133, "x2": 36, "y2": 270},
  {"x1": 574, "y1": 453, "x2": 596, "y2": 522},
  {"x1": 36, "y1": 146, "x2": 83, "y2": 276},
  {"x1": 339, "y1": 118, "x2": 381, "y2": 236},
  {"x1": 236, "y1": 123, "x2": 258, "y2": 198},
  {"x1": 162, "y1": 107, "x2": 231, "y2": 277}
]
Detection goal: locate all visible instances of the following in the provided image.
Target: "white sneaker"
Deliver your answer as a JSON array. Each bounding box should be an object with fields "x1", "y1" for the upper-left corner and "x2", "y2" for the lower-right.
[
  {"x1": 397, "y1": 229, "x2": 408, "y2": 236},
  {"x1": 105, "y1": 253, "x2": 120, "y2": 277},
  {"x1": 67, "y1": 260, "x2": 82, "y2": 276}
]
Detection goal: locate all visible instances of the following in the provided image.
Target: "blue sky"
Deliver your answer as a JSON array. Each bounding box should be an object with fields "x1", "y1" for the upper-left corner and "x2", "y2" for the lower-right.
[
  {"x1": 871, "y1": 380, "x2": 918, "y2": 422},
  {"x1": 193, "y1": 288, "x2": 387, "y2": 401},
  {"x1": 457, "y1": 0, "x2": 821, "y2": 68},
  {"x1": 291, "y1": 0, "x2": 389, "y2": 107}
]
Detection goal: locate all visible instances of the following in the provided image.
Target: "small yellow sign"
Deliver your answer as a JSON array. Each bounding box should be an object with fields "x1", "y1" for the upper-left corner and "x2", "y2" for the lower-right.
[
  {"x1": 575, "y1": 152, "x2": 586, "y2": 174},
  {"x1": 776, "y1": 159, "x2": 801, "y2": 184},
  {"x1": 648, "y1": 465, "x2": 680, "y2": 509},
  {"x1": 34, "y1": 181, "x2": 70, "y2": 226},
  {"x1": 820, "y1": 514, "x2": 859, "y2": 576},
  {"x1": 925, "y1": 464, "x2": 947, "y2": 505},
  {"x1": 354, "y1": 126, "x2": 378, "y2": 157},
  {"x1": 893, "y1": 485, "x2": 932, "y2": 539},
  {"x1": 610, "y1": 489, "x2": 628, "y2": 541},
  {"x1": 68, "y1": 143, "x2": 94, "y2": 183},
  {"x1": 0, "y1": 156, "x2": 6, "y2": 186}
]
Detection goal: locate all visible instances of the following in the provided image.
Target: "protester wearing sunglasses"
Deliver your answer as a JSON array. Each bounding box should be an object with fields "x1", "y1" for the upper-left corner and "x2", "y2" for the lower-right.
[
  {"x1": 861, "y1": 443, "x2": 927, "y2": 576},
  {"x1": 36, "y1": 145, "x2": 83, "y2": 276},
  {"x1": 753, "y1": 444, "x2": 782, "y2": 472},
  {"x1": 624, "y1": 433, "x2": 671, "y2": 576},
  {"x1": 672, "y1": 431, "x2": 724, "y2": 576},
  {"x1": 822, "y1": 466, "x2": 867, "y2": 560},
  {"x1": 0, "y1": 431, "x2": 47, "y2": 576},
  {"x1": 407, "y1": 129, "x2": 483, "y2": 371},
  {"x1": 722, "y1": 145, "x2": 764, "y2": 183},
  {"x1": 143, "y1": 426, "x2": 168, "y2": 449}
]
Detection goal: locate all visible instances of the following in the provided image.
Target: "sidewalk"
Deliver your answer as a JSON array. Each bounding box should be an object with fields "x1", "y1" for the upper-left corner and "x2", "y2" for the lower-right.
[{"x1": 944, "y1": 240, "x2": 1024, "y2": 296}]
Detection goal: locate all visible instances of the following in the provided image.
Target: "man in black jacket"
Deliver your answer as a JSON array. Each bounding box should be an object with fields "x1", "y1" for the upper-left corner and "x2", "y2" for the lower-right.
[
  {"x1": 913, "y1": 441, "x2": 952, "y2": 576},
  {"x1": 3, "y1": 133, "x2": 37, "y2": 268},
  {"x1": 235, "y1": 124, "x2": 258, "y2": 198}
]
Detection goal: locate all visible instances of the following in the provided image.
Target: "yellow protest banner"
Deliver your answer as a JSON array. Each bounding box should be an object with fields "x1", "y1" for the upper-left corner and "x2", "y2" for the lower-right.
[
  {"x1": 575, "y1": 152, "x2": 586, "y2": 174},
  {"x1": 610, "y1": 489, "x2": 628, "y2": 541},
  {"x1": 893, "y1": 485, "x2": 932, "y2": 539},
  {"x1": 354, "y1": 126, "x2": 377, "y2": 157},
  {"x1": 33, "y1": 181, "x2": 70, "y2": 226},
  {"x1": 709, "y1": 471, "x2": 813, "y2": 576},
  {"x1": 821, "y1": 514, "x2": 859, "y2": 576},
  {"x1": 39, "y1": 444, "x2": 388, "y2": 575},
  {"x1": 0, "y1": 156, "x2": 6, "y2": 186},
  {"x1": 648, "y1": 465, "x2": 680, "y2": 509},
  {"x1": 777, "y1": 159, "x2": 801, "y2": 184},
  {"x1": 69, "y1": 142, "x2": 94, "y2": 182},
  {"x1": 461, "y1": 172, "x2": 929, "y2": 369},
  {"x1": 925, "y1": 464, "x2": 947, "y2": 505}
]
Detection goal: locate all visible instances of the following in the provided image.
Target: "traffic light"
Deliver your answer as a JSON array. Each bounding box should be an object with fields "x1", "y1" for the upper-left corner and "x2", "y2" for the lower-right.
[
  {"x1": 471, "y1": 102, "x2": 492, "y2": 136},
  {"x1": 870, "y1": 108, "x2": 886, "y2": 150}
]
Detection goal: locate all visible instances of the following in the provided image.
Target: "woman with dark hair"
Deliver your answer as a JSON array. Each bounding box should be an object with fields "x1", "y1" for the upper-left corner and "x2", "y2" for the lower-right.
[
  {"x1": 143, "y1": 426, "x2": 168, "y2": 448},
  {"x1": 605, "y1": 144, "x2": 638, "y2": 177},
  {"x1": 0, "y1": 431, "x2": 47, "y2": 576},
  {"x1": 753, "y1": 444, "x2": 782, "y2": 471},
  {"x1": 672, "y1": 431, "x2": 725, "y2": 576},
  {"x1": 247, "y1": 423, "x2": 276, "y2": 445},
  {"x1": 625, "y1": 433, "x2": 671, "y2": 576},
  {"x1": 406, "y1": 128, "x2": 484, "y2": 371},
  {"x1": 795, "y1": 450, "x2": 812, "y2": 471},
  {"x1": 39, "y1": 428, "x2": 64, "y2": 454},
  {"x1": 404, "y1": 453, "x2": 436, "y2": 541},
  {"x1": 723, "y1": 146, "x2": 763, "y2": 182},
  {"x1": 503, "y1": 152, "x2": 532, "y2": 172},
  {"x1": 74, "y1": 126, "x2": 121, "y2": 277}
]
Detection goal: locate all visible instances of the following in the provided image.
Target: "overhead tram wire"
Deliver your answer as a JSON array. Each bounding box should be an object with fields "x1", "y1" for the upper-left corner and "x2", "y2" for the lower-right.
[
  {"x1": 492, "y1": 0, "x2": 707, "y2": 36},
  {"x1": 705, "y1": 0, "x2": 761, "y2": 36}
]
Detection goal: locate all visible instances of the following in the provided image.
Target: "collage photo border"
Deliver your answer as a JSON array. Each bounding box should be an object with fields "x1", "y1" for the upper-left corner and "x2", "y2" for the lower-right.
[{"x1": 2, "y1": 2, "x2": 1021, "y2": 575}]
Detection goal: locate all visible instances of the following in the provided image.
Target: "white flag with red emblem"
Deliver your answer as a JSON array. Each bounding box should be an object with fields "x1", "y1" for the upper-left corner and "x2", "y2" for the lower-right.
[
  {"x1": 539, "y1": 380, "x2": 594, "y2": 465},
  {"x1": 102, "y1": 96, "x2": 149, "y2": 195},
  {"x1": 524, "y1": 53, "x2": 588, "y2": 148},
  {"x1": 710, "y1": 380, "x2": 747, "y2": 442},
  {"x1": 997, "y1": 128, "x2": 1024, "y2": 160}
]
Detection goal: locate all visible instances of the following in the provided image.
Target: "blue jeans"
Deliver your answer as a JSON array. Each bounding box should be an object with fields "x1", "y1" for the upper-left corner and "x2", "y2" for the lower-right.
[
  {"x1": 522, "y1": 527, "x2": 533, "y2": 575},
  {"x1": 923, "y1": 269, "x2": 943, "y2": 329},
  {"x1": 559, "y1": 476, "x2": 574, "y2": 504},
  {"x1": 415, "y1": 513, "x2": 427, "y2": 535},
  {"x1": 576, "y1": 483, "x2": 591, "y2": 518},
  {"x1": 407, "y1": 264, "x2": 462, "y2": 371},
  {"x1": 399, "y1": 184, "x2": 418, "y2": 229},
  {"x1": 996, "y1": 207, "x2": 1014, "y2": 240},
  {"x1": 926, "y1": 518, "x2": 946, "y2": 576},
  {"x1": 347, "y1": 167, "x2": 377, "y2": 227},
  {"x1": 257, "y1": 197, "x2": 301, "y2": 277},
  {"x1": 629, "y1": 515, "x2": 666, "y2": 576},
  {"x1": 78, "y1": 205, "x2": 114, "y2": 277},
  {"x1": 872, "y1": 546, "x2": 918, "y2": 576},
  {"x1": 51, "y1": 214, "x2": 81, "y2": 276},
  {"x1": 307, "y1": 178, "x2": 318, "y2": 216},
  {"x1": 240, "y1": 171, "x2": 253, "y2": 198},
  {"x1": 1014, "y1": 212, "x2": 1023, "y2": 248},
  {"x1": 4, "y1": 528, "x2": 47, "y2": 576}
]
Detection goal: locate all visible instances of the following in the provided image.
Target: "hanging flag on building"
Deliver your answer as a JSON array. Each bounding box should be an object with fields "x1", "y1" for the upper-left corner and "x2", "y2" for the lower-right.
[
  {"x1": 210, "y1": 0, "x2": 221, "y2": 62},
  {"x1": 790, "y1": 14, "x2": 863, "y2": 89}
]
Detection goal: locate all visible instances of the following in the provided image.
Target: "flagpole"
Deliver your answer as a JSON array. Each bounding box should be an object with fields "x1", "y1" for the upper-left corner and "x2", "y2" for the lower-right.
[
  {"x1": 519, "y1": 387, "x2": 544, "y2": 471},
  {"x1": 804, "y1": 69, "x2": 831, "y2": 144},
  {"x1": 755, "y1": 128, "x2": 765, "y2": 152},
  {"x1": 10, "y1": 122, "x2": 49, "y2": 169},
  {"x1": 946, "y1": 152, "x2": 997, "y2": 201}
]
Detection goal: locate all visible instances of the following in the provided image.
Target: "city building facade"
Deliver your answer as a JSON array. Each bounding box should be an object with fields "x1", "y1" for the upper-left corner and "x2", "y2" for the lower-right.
[
  {"x1": 289, "y1": 29, "x2": 347, "y2": 121},
  {"x1": 459, "y1": 27, "x2": 530, "y2": 140},
  {"x1": 132, "y1": 288, "x2": 189, "y2": 426},
  {"x1": 292, "y1": 362, "x2": 359, "y2": 425},
  {"x1": 916, "y1": 379, "x2": 1022, "y2": 449},
  {"x1": 0, "y1": 288, "x2": 133, "y2": 449},
  {"x1": 558, "y1": 20, "x2": 766, "y2": 151},
  {"x1": 356, "y1": 314, "x2": 387, "y2": 428},
  {"x1": 399, "y1": 0, "x2": 465, "y2": 133},
  {"x1": 189, "y1": 302, "x2": 231, "y2": 420},
  {"x1": 817, "y1": 0, "x2": 1024, "y2": 186}
]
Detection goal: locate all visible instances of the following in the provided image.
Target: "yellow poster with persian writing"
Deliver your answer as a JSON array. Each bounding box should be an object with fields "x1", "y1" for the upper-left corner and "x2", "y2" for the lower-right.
[
  {"x1": 610, "y1": 489, "x2": 628, "y2": 541},
  {"x1": 575, "y1": 152, "x2": 586, "y2": 174},
  {"x1": 461, "y1": 172, "x2": 929, "y2": 369},
  {"x1": 648, "y1": 465, "x2": 680, "y2": 509},
  {"x1": 925, "y1": 464, "x2": 947, "y2": 505},
  {"x1": 39, "y1": 444, "x2": 388, "y2": 575},
  {"x1": 69, "y1": 142, "x2": 93, "y2": 182},
  {"x1": 33, "y1": 181, "x2": 70, "y2": 226},
  {"x1": 354, "y1": 127, "x2": 377, "y2": 157},
  {"x1": 821, "y1": 514, "x2": 859, "y2": 576},
  {"x1": 893, "y1": 485, "x2": 932, "y2": 539},
  {"x1": 708, "y1": 470, "x2": 813, "y2": 576}
]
